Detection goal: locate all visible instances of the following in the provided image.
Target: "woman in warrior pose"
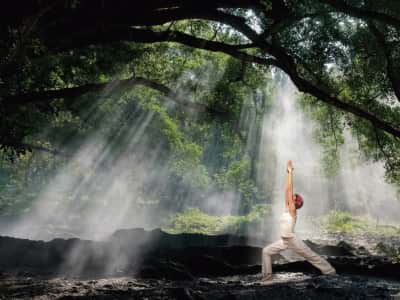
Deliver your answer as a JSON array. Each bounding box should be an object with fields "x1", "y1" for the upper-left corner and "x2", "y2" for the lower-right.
[{"x1": 261, "y1": 160, "x2": 336, "y2": 281}]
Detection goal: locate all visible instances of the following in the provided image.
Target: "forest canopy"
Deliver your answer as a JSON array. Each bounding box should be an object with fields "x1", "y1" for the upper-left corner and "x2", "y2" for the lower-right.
[{"x1": 0, "y1": 0, "x2": 400, "y2": 223}]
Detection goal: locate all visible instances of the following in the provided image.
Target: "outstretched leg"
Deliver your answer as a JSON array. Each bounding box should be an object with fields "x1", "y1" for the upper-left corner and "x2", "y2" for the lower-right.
[
  {"x1": 288, "y1": 237, "x2": 336, "y2": 275},
  {"x1": 262, "y1": 239, "x2": 289, "y2": 278}
]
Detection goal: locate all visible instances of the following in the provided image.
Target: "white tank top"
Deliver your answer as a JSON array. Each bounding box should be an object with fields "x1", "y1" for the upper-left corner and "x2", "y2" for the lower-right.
[{"x1": 280, "y1": 211, "x2": 296, "y2": 237}]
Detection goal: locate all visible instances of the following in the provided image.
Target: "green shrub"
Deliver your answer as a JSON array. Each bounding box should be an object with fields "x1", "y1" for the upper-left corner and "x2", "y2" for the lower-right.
[
  {"x1": 325, "y1": 210, "x2": 354, "y2": 231},
  {"x1": 163, "y1": 204, "x2": 271, "y2": 235},
  {"x1": 322, "y1": 210, "x2": 400, "y2": 236}
]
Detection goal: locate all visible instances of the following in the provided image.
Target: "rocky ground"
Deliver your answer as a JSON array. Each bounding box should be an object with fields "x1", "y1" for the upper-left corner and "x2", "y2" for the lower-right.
[
  {"x1": 304, "y1": 231, "x2": 400, "y2": 255},
  {"x1": 0, "y1": 229, "x2": 399, "y2": 299},
  {"x1": 1, "y1": 272, "x2": 399, "y2": 299}
]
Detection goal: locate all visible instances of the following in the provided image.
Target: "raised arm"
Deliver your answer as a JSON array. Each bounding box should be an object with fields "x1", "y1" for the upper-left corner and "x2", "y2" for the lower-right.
[{"x1": 285, "y1": 160, "x2": 296, "y2": 217}]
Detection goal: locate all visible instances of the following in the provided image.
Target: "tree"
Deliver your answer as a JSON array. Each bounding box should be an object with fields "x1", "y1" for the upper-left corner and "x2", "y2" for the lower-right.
[
  {"x1": 1, "y1": 0, "x2": 399, "y2": 138},
  {"x1": 0, "y1": 0, "x2": 399, "y2": 187},
  {"x1": 0, "y1": 35, "x2": 272, "y2": 218}
]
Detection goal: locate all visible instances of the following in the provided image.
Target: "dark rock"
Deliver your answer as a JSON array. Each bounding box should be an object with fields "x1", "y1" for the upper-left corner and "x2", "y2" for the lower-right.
[
  {"x1": 167, "y1": 287, "x2": 195, "y2": 300},
  {"x1": 305, "y1": 240, "x2": 355, "y2": 257},
  {"x1": 138, "y1": 260, "x2": 195, "y2": 280},
  {"x1": 0, "y1": 228, "x2": 399, "y2": 281}
]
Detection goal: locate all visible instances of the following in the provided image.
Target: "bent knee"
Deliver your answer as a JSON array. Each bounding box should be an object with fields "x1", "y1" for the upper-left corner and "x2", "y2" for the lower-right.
[
  {"x1": 262, "y1": 246, "x2": 274, "y2": 255},
  {"x1": 262, "y1": 247, "x2": 269, "y2": 255}
]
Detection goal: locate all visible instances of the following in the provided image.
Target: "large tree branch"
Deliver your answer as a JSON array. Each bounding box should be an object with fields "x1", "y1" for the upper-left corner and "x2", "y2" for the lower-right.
[
  {"x1": 17, "y1": 21, "x2": 400, "y2": 138},
  {"x1": 49, "y1": 27, "x2": 280, "y2": 68},
  {"x1": 290, "y1": 75, "x2": 400, "y2": 138},
  {"x1": 2, "y1": 76, "x2": 226, "y2": 116},
  {"x1": 0, "y1": 0, "x2": 263, "y2": 26},
  {"x1": 5, "y1": 142, "x2": 71, "y2": 157},
  {"x1": 2, "y1": 0, "x2": 400, "y2": 138},
  {"x1": 195, "y1": 10, "x2": 400, "y2": 138}
]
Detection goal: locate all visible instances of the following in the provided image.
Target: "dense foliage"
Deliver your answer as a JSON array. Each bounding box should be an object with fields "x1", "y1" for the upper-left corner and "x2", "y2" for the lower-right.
[
  {"x1": 0, "y1": 1, "x2": 399, "y2": 231},
  {"x1": 0, "y1": 31, "x2": 273, "y2": 221}
]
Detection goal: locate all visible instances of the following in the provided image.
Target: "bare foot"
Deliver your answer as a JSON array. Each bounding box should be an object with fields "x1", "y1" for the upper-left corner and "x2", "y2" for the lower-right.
[{"x1": 260, "y1": 273, "x2": 273, "y2": 283}]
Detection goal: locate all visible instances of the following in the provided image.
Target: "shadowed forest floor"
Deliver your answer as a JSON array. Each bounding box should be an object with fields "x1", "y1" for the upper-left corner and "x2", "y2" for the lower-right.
[
  {"x1": 0, "y1": 273, "x2": 399, "y2": 299},
  {"x1": 1, "y1": 229, "x2": 400, "y2": 299}
]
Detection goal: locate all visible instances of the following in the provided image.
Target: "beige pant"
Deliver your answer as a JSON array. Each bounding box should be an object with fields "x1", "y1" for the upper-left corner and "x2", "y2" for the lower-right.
[{"x1": 262, "y1": 237, "x2": 336, "y2": 275}]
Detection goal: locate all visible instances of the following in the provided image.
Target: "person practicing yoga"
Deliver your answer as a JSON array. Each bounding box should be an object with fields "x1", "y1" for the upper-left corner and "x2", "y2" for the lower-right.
[{"x1": 261, "y1": 160, "x2": 336, "y2": 281}]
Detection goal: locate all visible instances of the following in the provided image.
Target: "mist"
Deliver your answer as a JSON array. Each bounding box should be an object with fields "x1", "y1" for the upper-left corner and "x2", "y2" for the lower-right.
[
  {"x1": 258, "y1": 76, "x2": 400, "y2": 238},
  {"x1": 0, "y1": 64, "x2": 240, "y2": 241},
  {"x1": 1, "y1": 72, "x2": 399, "y2": 245}
]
